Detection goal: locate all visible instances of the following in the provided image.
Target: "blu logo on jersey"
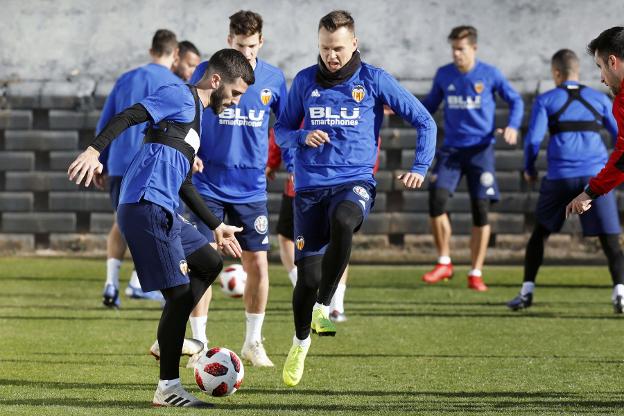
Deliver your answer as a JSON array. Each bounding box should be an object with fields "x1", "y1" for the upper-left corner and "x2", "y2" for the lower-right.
[
  {"x1": 446, "y1": 95, "x2": 482, "y2": 110},
  {"x1": 219, "y1": 108, "x2": 266, "y2": 127},
  {"x1": 309, "y1": 107, "x2": 360, "y2": 126}
]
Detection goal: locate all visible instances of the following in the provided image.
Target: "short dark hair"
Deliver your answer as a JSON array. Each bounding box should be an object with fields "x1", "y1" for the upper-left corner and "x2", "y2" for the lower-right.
[
  {"x1": 205, "y1": 48, "x2": 255, "y2": 86},
  {"x1": 178, "y1": 40, "x2": 200, "y2": 58},
  {"x1": 448, "y1": 26, "x2": 478, "y2": 45},
  {"x1": 318, "y1": 10, "x2": 355, "y2": 33},
  {"x1": 151, "y1": 29, "x2": 178, "y2": 56},
  {"x1": 229, "y1": 10, "x2": 263, "y2": 36},
  {"x1": 587, "y1": 26, "x2": 624, "y2": 63},
  {"x1": 551, "y1": 49, "x2": 580, "y2": 78}
]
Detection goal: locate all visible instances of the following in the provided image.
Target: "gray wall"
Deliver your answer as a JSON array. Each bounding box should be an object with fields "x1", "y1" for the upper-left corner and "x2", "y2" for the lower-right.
[{"x1": 2, "y1": 0, "x2": 624, "y2": 85}]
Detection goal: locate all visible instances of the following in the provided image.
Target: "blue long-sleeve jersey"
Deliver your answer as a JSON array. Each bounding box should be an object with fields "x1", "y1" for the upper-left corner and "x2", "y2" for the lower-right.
[
  {"x1": 524, "y1": 81, "x2": 617, "y2": 180},
  {"x1": 274, "y1": 62, "x2": 436, "y2": 191},
  {"x1": 422, "y1": 60, "x2": 524, "y2": 148},
  {"x1": 189, "y1": 58, "x2": 287, "y2": 203},
  {"x1": 97, "y1": 63, "x2": 182, "y2": 176}
]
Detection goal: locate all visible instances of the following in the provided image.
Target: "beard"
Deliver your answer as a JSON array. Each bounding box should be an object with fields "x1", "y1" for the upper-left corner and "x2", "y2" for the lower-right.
[{"x1": 210, "y1": 84, "x2": 227, "y2": 115}]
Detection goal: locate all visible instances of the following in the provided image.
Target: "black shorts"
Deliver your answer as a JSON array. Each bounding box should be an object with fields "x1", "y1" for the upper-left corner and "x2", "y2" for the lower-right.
[{"x1": 276, "y1": 193, "x2": 294, "y2": 240}]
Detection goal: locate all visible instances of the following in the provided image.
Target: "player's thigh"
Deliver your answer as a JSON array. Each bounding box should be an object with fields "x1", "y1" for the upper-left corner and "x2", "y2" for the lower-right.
[
  {"x1": 534, "y1": 178, "x2": 579, "y2": 233},
  {"x1": 465, "y1": 143, "x2": 499, "y2": 201},
  {"x1": 429, "y1": 146, "x2": 463, "y2": 195},
  {"x1": 580, "y1": 189, "x2": 622, "y2": 236},
  {"x1": 329, "y1": 181, "x2": 376, "y2": 232},
  {"x1": 276, "y1": 194, "x2": 295, "y2": 241},
  {"x1": 226, "y1": 201, "x2": 270, "y2": 252},
  {"x1": 294, "y1": 189, "x2": 331, "y2": 263}
]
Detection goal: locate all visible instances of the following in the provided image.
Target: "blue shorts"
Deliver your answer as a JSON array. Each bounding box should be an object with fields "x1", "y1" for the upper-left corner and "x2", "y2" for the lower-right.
[
  {"x1": 191, "y1": 197, "x2": 269, "y2": 252},
  {"x1": 536, "y1": 177, "x2": 621, "y2": 236},
  {"x1": 117, "y1": 200, "x2": 209, "y2": 292},
  {"x1": 429, "y1": 143, "x2": 500, "y2": 201},
  {"x1": 108, "y1": 176, "x2": 123, "y2": 210},
  {"x1": 294, "y1": 181, "x2": 375, "y2": 262}
]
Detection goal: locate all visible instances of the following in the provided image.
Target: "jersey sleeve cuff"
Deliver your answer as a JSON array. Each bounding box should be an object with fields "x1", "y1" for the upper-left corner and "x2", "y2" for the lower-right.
[{"x1": 584, "y1": 184, "x2": 600, "y2": 200}]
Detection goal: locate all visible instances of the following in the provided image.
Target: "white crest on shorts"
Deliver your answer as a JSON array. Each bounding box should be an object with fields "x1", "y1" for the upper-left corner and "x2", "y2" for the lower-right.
[
  {"x1": 185, "y1": 128, "x2": 200, "y2": 153},
  {"x1": 353, "y1": 186, "x2": 370, "y2": 201},
  {"x1": 254, "y1": 215, "x2": 268, "y2": 234},
  {"x1": 480, "y1": 172, "x2": 494, "y2": 187},
  {"x1": 179, "y1": 260, "x2": 188, "y2": 275}
]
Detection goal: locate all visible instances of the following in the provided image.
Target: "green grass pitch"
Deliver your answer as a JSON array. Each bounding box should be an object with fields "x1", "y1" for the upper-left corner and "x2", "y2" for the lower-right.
[{"x1": 1, "y1": 258, "x2": 624, "y2": 415}]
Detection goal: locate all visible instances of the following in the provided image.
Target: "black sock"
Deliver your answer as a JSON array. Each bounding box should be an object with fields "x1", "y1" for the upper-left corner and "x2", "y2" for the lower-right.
[
  {"x1": 523, "y1": 223, "x2": 551, "y2": 283},
  {"x1": 316, "y1": 201, "x2": 363, "y2": 305},
  {"x1": 293, "y1": 255, "x2": 322, "y2": 340},
  {"x1": 598, "y1": 234, "x2": 624, "y2": 286}
]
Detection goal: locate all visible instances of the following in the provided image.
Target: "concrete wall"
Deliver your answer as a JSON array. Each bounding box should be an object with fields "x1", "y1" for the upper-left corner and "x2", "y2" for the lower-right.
[{"x1": 2, "y1": 0, "x2": 624, "y2": 85}]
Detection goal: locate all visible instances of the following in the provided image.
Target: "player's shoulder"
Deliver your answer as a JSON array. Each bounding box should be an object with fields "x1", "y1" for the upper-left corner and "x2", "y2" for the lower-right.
[{"x1": 256, "y1": 59, "x2": 285, "y2": 80}]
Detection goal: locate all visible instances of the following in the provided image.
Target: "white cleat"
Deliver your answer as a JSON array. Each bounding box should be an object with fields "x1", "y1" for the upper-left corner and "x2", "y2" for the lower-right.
[
  {"x1": 241, "y1": 340, "x2": 274, "y2": 367},
  {"x1": 186, "y1": 344, "x2": 208, "y2": 369},
  {"x1": 149, "y1": 338, "x2": 204, "y2": 362},
  {"x1": 329, "y1": 310, "x2": 348, "y2": 323},
  {"x1": 152, "y1": 382, "x2": 213, "y2": 408}
]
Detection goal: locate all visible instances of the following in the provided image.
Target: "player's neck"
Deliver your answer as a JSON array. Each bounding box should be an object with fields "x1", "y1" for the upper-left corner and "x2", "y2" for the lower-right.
[
  {"x1": 456, "y1": 60, "x2": 476, "y2": 74},
  {"x1": 196, "y1": 88, "x2": 211, "y2": 108},
  {"x1": 249, "y1": 58, "x2": 257, "y2": 70},
  {"x1": 151, "y1": 55, "x2": 175, "y2": 70},
  {"x1": 559, "y1": 76, "x2": 579, "y2": 85}
]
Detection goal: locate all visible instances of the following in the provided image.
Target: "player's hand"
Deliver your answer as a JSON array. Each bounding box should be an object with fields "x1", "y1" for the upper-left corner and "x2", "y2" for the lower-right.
[
  {"x1": 397, "y1": 172, "x2": 425, "y2": 189},
  {"x1": 265, "y1": 166, "x2": 276, "y2": 180},
  {"x1": 68, "y1": 146, "x2": 103, "y2": 187},
  {"x1": 496, "y1": 126, "x2": 518, "y2": 145},
  {"x1": 305, "y1": 130, "x2": 330, "y2": 148},
  {"x1": 92, "y1": 172, "x2": 106, "y2": 190},
  {"x1": 523, "y1": 170, "x2": 538, "y2": 184},
  {"x1": 192, "y1": 156, "x2": 204, "y2": 173},
  {"x1": 565, "y1": 192, "x2": 593, "y2": 217},
  {"x1": 214, "y1": 223, "x2": 243, "y2": 258}
]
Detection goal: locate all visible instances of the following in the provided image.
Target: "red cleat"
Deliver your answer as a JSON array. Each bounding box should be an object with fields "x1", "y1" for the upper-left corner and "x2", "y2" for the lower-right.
[
  {"x1": 467, "y1": 275, "x2": 488, "y2": 291},
  {"x1": 422, "y1": 263, "x2": 453, "y2": 284}
]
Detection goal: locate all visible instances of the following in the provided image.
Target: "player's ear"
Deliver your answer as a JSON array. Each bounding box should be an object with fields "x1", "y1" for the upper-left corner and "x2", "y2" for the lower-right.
[
  {"x1": 211, "y1": 73, "x2": 221, "y2": 89},
  {"x1": 258, "y1": 34, "x2": 264, "y2": 49},
  {"x1": 353, "y1": 36, "x2": 358, "y2": 50},
  {"x1": 227, "y1": 34, "x2": 234, "y2": 48}
]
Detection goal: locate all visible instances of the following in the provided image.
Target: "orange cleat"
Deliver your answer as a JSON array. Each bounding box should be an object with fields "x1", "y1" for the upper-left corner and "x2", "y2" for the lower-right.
[
  {"x1": 422, "y1": 263, "x2": 454, "y2": 284},
  {"x1": 467, "y1": 275, "x2": 488, "y2": 291}
]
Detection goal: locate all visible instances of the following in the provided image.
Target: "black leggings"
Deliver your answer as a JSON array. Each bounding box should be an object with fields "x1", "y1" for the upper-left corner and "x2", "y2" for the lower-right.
[
  {"x1": 158, "y1": 243, "x2": 222, "y2": 380},
  {"x1": 292, "y1": 201, "x2": 363, "y2": 340}
]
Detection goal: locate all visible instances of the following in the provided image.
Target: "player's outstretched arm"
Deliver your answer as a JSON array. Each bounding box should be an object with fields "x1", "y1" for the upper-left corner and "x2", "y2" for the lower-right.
[{"x1": 396, "y1": 172, "x2": 425, "y2": 189}]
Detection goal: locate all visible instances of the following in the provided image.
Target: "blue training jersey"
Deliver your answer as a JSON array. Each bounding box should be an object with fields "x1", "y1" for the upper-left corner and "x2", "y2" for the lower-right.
[
  {"x1": 97, "y1": 63, "x2": 182, "y2": 176},
  {"x1": 189, "y1": 58, "x2": 287, "y2": 203},
  {"x1": 119, "y1": 83, "x2": 202, "y2": 214},
  {"x1": 274, "y1": 62, "x2": 436, "y2": 191},
  {"x1": 524, "y1": 81, "x2": 617, "y2": 180},
  {"x1": 422, "y1": 60, "x2": 524, "y2": 148}
]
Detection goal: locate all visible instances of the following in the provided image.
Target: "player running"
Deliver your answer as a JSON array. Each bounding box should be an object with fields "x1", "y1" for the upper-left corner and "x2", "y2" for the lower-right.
[
  {"x1": 68, "y1": 49, "x2": 254, "y2": 407},
  {"x1": 421, "y1": 26, "x2": 524, "y2": 291},
  {"x1": 275, "y1": 10, "x2": 436, "y2": 387},
  {"x1": 507, "y1": 49, "x2": 624, "y2": 312}
]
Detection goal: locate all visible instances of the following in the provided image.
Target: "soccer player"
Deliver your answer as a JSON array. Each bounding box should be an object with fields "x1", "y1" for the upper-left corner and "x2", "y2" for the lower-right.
[
  {"x1": 421, "y1": 26, "x2": 524, "y2": 291},
  {"x1": 507, "y1": 49, "x2": 624, "y2": 312},
  {"x1": 68, "y1": 48, "x2": 255, "y2": 407},
  {"x1": 97, "y1": 29, "x2": 182, "y2": 308},
  {"x1": 172, "y1": 40, "x2": 201, "y2": 82},
  {"x1": 187, "y1": 10, "x2": 287, "y2": 367},
  {"x1": 275, "y1": 10, "x2": 436, "y2": 387}
]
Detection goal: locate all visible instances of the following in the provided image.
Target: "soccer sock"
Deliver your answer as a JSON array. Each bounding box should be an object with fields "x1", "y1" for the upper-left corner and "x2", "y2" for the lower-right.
[
  {"x1": 438, "y1": 255, "x2": 451, "y2": 265},
  {"x1": 317, "y1": 202, "x2": 362, "y2": 305},
  {"x1": 292, "y1": 255, "x2": 322, "y2": 340},
  {"x1": 244, "y1": 312, "x2": 265, "y2": 345},
  {"x1": 288, "y1": 267, "x2": 298, "y2": 287},
  {"x1": 523, "y1": 224, "x2": 551, "y2": 283},
  {"x1": 105, "y1": 258, "x2": 121, "y2": 287},
  {"x1": 313, "y1": 302, "x2": 330, "y2": 317},
  {"x1": 293, "y1": 334, "x2": 311, "y2": 347},
  {"x1": 189, "y1": 316, "x2": 208, "y2": 345},
  {"x1": 158, "y1": 378, "x2": 180, "y2": 390},
  {"x1": 521, "y1": 281, "x2": 535, "y2": 296},
  {"x1": 128, "y1": 270, "x2": 140, "y2": 288},
  {"x1": 469, "y1": 269, "x2": 482, "y2": 277},
  {"x1": 159, "y1": 284, "x2": 195, "y2": 380},
  {"x1": 330, "y1": 283, "x2": 346, "y2": 313},
  {"x1": 613, "y1": 284, "x2": 624, "y2": 301}
]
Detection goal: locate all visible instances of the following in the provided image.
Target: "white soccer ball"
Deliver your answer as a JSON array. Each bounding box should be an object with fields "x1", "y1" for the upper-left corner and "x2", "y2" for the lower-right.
[
  {"x1": 194, "y1": 347, "x2": 244, "y2": 397},
  {"x1": 219, "y1": 264, "x2": 247, "y2": 298}
]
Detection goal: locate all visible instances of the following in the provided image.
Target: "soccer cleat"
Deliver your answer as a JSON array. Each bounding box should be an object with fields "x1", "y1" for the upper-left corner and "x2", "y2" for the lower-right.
[
  {"x1": 613, "y1": 295, "x2": 624, "y2": 314},
  {"x1": 467, "y1": 275, "x2": 488, "y2": 291},
  {"x1": 102, "y1": 284, "x2": 120, "y2": 308},
  {"x1": 507, "y1": 292, "x2": 533, "y2": 311},
  {"x1": 186, "y1": 343, "x2": 208, "y2": 369},
  {"x1": 329, "y1": 310, "x2": 348, "y2": 323},
  {"x1": 311, "y1": 308, "x2": 336, "y2": 336},
  {"x1": 125, "y1": 284, "x2": 164, "y2": 302},
  {"x1": 422, "y1": 263, "x2": 454, "y2": 284},
  {"x1": 152, "y1": 382, "x2": 214, "y2": 408},
  {"x1": 149, "y1": 338, "x2": 205, "y2": 362},
  {"x1": 282, "y1": 342, "x2": 310, "y2": 387},
  {"x1": 241, "y1": 341, "x2": 274, "y2": 367}
]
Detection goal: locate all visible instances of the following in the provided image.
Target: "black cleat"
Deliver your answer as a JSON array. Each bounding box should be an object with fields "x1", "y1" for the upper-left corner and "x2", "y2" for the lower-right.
[
  {"x1": 613, "y1": 295, "x2": 624, "y2": 314},
  {"x1": 507, "y1": 293, "x2": 533, "y2": 311}
]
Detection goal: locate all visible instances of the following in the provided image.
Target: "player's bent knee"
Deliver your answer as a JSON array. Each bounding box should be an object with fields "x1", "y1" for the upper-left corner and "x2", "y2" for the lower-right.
[
  {"x1": 296, "y1": 255, "x2": 322, "y2": 289},
  {"x1": 429, "y1": 188, "x2": 449, "y2": 218},
  {"x1": 333, "y1": 201, "x2": 364, "y2": 232},
  {"x1": 471, "y1": 198, "x2": 490, "y2": 227},
  {"x1": 187, "y1": 244, "x2": 223, "y2": 281}
]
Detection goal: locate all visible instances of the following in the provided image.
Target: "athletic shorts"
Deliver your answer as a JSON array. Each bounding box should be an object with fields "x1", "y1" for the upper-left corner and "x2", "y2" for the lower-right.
[
  {"x1": 108, "y1": 175, "x2": 123, "y2": 211},
  {"x1": 536, "y1": 176, "x2": 621, "y2": 236},
  {"x1": 191, "y1": 196, "x2": 269, "y2": 252},
  {"x1": 429, "y1": 143, "x2": 500, "y2": 201},
  {"x1": 276, "y1": 193, "x2": 294, "y2": 240},
  {"x1": 117, "y1": 200, "x2": 208, "y2": 292},
  {"x1": 294, "y1": 181, "x2": 375, "y2": 262}
]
